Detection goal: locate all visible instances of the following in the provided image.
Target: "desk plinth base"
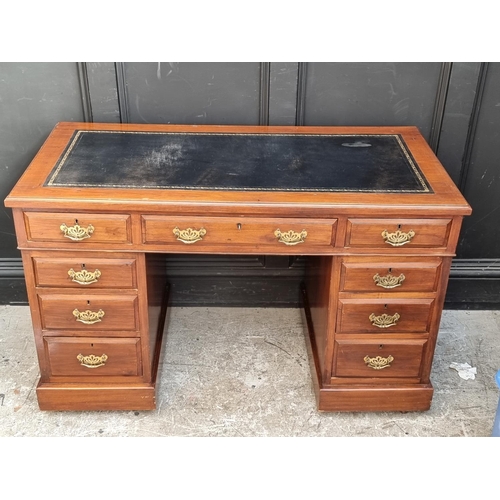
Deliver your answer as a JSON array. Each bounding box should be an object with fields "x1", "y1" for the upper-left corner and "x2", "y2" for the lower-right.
[
  {"x1": 34, "y1": 281, "x2": 169, "y2": 411},
  {"x1": 301, "y1": 283, "x2": 434, "y2": 413},
  {"x1": 36, "y1": 382, "x2": 157, "y2": 411},
  {"x1": 305, "y1": 328, "x2": 434, "y2": 412},
  {"x1": 313, "y1": 384, "x2": 434, "y2": 413}
]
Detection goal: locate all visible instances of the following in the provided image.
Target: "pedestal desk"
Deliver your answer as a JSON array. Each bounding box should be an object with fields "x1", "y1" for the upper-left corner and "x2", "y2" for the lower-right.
[{"x1": 4, "y1": 122, "x2": 471, "y2": 412}]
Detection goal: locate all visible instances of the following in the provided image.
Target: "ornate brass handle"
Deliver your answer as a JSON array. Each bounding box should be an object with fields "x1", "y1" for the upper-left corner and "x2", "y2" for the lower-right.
[
  {"x1": 369, "y1": 312, "x2": 400, "y2": 328},
  {"x1": 274, "y1": 229, "x2": 308, "y2": 246},
  {"x1": 77, "y1": 353, "x2": 108, "y2": 368},
  {"x1": 364, "y1": 355, "x2": 394, "y2": 370},
  {"x1": 373, "y1": 273, "x2": 405, "y2": 289},
  {"x1": 73, "y1": 308, "x2": 105, "y2": 324},
  {"x1": 381, "y1": 229, "x2": 415, "y2": 246},
  {"x1": 60, "y1": 222, "x2": 95, "y2": 241},
  {"x1": 173, "y1": 227, "x2": 207, "y2": 244},
  {"x1": 68, "y1": 268, "x2": 101, "y2": 285}
]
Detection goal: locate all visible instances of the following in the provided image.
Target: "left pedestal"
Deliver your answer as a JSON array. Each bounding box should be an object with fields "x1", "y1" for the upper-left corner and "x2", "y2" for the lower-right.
[{"x1": 21, "y1": 248, "x2": 168, "y2": 411}]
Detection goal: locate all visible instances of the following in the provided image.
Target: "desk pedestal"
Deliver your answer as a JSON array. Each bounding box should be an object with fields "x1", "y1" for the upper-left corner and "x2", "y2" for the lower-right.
[{"x1": 4, "y1": 123, "x2": 471, "y2": 413}]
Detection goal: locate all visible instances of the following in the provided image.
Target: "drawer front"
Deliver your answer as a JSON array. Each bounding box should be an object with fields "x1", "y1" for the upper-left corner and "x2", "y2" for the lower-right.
[
  {"x1": 346, "y1": 218, "x2": 452, "y2": 249},
  {"x1": 45, "y1": 337, "x2": 141, "y2": 376},
  {"x1": 38, "y1": 294, "x2": 139, "y2": 332},
  {"x1": 33, "y1": 257, "x2": 137, "y2": 289},
  {"x1": 335, "y1": 340, "x2": 426, "y2": 378},
  {"x1": 337, "y1": 299, "x2": 434, "y2": 334},
  {"x1": 24, "y1": 212, "x2": 132, "y2": 244},
  {"x1": 142, "y1": 216, "x2": 336, "y2": 248},
  {"x1": 340, "y1": 258, "x2": 442, "y2": 293}
]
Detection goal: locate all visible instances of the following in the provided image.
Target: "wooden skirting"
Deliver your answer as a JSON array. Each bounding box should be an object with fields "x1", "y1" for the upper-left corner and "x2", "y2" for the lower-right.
[{"x1": 2, "y1": 257, "x2": 500, "y2": 309}]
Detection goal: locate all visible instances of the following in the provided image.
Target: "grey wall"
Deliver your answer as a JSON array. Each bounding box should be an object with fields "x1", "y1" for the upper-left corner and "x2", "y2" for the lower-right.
[
  {"x1": 1, "y1": 62, "x2": 499, "y2": 307},
  {"x1": 0, "y1": 63, "x2": 85, "y2": 258},
  {"x1": 302, "y1": 62, "x2": 442, "y2": 137},
  {"x1": 457, "y1": 63, "x2": 500, "y2": 258}
]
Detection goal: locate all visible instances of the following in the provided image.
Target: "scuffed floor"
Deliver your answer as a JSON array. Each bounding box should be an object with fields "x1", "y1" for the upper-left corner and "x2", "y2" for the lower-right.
[{"x1": 1, "y1": 305, "x2": 499, "y2": 437}]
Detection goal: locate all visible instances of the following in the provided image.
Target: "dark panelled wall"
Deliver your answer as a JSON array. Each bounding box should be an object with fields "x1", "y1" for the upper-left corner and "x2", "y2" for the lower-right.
[
  {"x1": 1, "y1": 62, "x2": 498, "y2": 308},
  {"x1": 0, "y1": 63, "x2": 85, "y2": 302}
]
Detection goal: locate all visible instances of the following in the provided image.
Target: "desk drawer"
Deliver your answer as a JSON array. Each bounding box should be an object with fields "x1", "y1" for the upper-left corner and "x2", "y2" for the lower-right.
[
  {"x1": 334, "y1": 339, "x2": 426, "y2": 378},
  {"x1": 44, "y1": 337, "x2": 142, "y2": 377},
  {"x1": 346, "y1": 218, "x2": 452, "y2": 249},
  {"x1": 340, "y1": 257, "x2": 442, "y2": 293},
  {"x1": 142, "y1": 216, "x2": 336, "y2": 248},
  {"x1": 24, "y1": 212, "x2": 132, "y2": 244},
  {"x1": 38, "y1": 293, "x2": 139, "y2": 332},
  {"x1": 32, "y1": 256, "x2": 137, "y2": 289},
  {"x1": 337, "y1": 299, "x2": 434, "y2": 334}
]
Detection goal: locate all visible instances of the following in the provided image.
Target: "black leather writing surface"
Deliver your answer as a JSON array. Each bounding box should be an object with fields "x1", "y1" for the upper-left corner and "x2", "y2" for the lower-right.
[{"x1": 46, "y1": 131, "x2": 431, "y2": 193}]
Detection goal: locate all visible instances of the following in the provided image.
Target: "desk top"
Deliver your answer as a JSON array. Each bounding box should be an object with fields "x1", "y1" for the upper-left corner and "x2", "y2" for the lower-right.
[
  {"x1": 5, "y1": 122, "x2": 471, "y2": 216},
  {"x1": 46, "y1": 130, "x2": 430, "y2": 193}
]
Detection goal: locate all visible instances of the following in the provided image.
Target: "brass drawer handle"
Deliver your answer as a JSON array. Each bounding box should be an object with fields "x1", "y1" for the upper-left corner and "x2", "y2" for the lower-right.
[
  {"x1": 173, "y1": 227, "x2": 207, "y2": 244},
  {"x1": 369, "y1": 312, "x2": 400, "y2": 328},
  {"x1": 60, "y1": 222, "x2": 95, "y2": 241},
  {"x1": 73, "y1": 308, "x2": 105, "y2": 324},
  {"x1": 373, "y1": 273, "x2": 405, "y2": 289},
  {"x1": 77, "y1": 353, "x2": 108, "y2": 368},
  {"x1": 274, "y1": 229, "x2": 307, "y2": 246},
  {"x1": 364, "y1": 355, "x2": 394, "y2": 370},
  {"x1": 381, "y1": 229, "x2": 415, "y2": 246},
  {"x1": 68, "y1": 268, "x2": 101, "y2": 285}
]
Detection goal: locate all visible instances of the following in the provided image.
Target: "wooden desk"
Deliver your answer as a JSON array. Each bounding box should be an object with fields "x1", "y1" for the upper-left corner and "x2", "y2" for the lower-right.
[{"x1": 4, "y1": 122, "x2": 471, "y2": 412}]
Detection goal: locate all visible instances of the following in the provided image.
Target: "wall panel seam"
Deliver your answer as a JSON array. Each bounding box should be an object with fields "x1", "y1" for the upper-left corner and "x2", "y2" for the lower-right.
[
  {"x1": 429, "y1": 62, "x2": 453, "y2": 152},
  {"x1": 295, "y1": 62, "x2": 307, "y2": 126},
  {"x1": 115, "y1": 62, "x2": 130, "y2": 124},
  {"x1": 259, "y1": 63, "x2": 271, "y2": 126},
  {"x1": 459, "y1": 62, "x2": 489, "y2": 192},
  {"x1": 76, "y1": 62, "x2": 93, "y2": 122}
]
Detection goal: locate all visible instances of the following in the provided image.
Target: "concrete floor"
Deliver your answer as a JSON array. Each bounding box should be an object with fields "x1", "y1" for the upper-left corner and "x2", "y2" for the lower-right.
[{"x1": 1, "y1": 305, "x2": 499, "y2": 437}]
